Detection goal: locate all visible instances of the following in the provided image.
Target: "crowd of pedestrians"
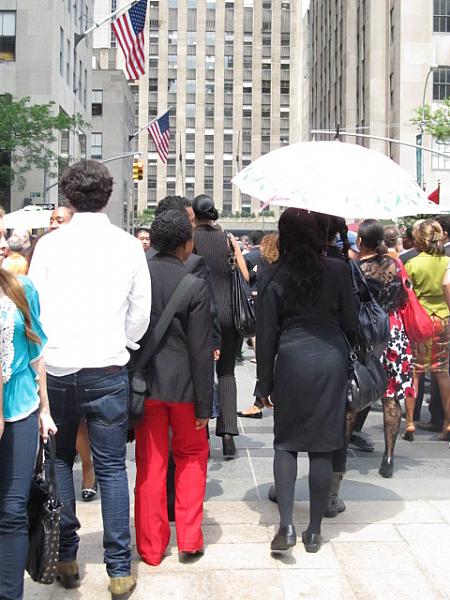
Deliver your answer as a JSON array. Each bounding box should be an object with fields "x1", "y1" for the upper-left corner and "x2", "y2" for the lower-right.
[{"x1": 0, "y1": 160, "x2": 450, "y2": 599}]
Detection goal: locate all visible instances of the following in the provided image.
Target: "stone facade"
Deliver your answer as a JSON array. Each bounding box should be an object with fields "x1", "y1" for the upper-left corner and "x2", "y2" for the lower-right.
[
  {"x1": 0, "y1": 0, "x2": 92, "y2": 211},
  {"x1": 308, "y1": 0, "x2": 450, "y2": 208},
  {"x1": 92, "y1": 53, "x2": 135, "y2": 228}
]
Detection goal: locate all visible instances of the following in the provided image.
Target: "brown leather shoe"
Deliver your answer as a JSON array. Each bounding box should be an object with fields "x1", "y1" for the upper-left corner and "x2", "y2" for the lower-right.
[
  {"x1": 108, "y1": 575, "x2": 137, "y2": 600},
  {"x1": 56, "y1": 560, "x2": 80, "y2": 589}
]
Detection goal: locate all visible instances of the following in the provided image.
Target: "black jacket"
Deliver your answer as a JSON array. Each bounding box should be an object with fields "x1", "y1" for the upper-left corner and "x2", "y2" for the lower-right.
[
  {"x1": 141, "y1": 254, "x2": 214, "y2": 419},
  {"x1": 146, "y1": 247, "x2": 221, "y2": 349}
]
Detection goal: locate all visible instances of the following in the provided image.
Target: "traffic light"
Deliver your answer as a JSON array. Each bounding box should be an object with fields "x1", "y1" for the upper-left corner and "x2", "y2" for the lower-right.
[
  {"x1": 137, "y1": 160, "x2": 144, "y2": 180},
  {"x1": 133, "y1": 160, "x2": 144, "y2": 181},
  {"x1": 132, "y1": 160, "x2": 139, "y2": 181}
]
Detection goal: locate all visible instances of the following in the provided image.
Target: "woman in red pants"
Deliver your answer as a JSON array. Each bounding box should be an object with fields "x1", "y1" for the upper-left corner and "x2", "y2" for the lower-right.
[{"x1": 134, "y1": 209, "x2": 214, "y2": 566}]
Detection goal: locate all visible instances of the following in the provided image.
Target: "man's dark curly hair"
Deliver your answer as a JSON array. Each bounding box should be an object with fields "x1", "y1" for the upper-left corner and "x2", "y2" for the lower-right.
[
  {"x1": 150, "y1": 209, "x2": 193, "y2": 254},
  {"x1": 154, "y1": 195, "x2": 191, "y2": 217},
  {"x1": 60, "y1": 160, "x2": 113, "y2": 212}
]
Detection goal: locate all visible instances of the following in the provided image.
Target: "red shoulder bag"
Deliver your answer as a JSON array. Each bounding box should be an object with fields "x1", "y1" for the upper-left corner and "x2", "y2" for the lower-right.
[{"x1": 395, "y1": 259, "x2": 433, "y2": 343}]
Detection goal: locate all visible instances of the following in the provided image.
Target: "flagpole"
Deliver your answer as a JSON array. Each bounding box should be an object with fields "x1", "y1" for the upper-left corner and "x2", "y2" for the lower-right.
[
  {"x1": 74, "y1": 0, "x2": 137, "y2": 48},
  {"x1": 179, "y1": 132, "x2": 185, "y2": 195}
]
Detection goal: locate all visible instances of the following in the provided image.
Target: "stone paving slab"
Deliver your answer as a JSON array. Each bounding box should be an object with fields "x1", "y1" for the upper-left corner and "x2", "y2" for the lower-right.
[{"x1": 24, "y1": 352, "x2": 450, "y2": 599}]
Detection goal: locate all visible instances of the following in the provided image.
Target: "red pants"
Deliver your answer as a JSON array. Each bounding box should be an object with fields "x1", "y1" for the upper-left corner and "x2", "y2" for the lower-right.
[{"x1": 134, "y1": 400, "x2": 209, "y2": 566}]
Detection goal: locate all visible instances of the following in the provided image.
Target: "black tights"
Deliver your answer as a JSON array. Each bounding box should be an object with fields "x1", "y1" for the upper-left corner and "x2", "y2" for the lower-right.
[{"x1": 274, "y1": 449, "x2": 333, "y2": 534}]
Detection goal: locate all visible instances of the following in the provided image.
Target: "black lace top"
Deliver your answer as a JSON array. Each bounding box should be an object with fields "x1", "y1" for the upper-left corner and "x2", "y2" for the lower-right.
[{"x1": 359, "y1": 254, "x2": 406, "y2": 314}]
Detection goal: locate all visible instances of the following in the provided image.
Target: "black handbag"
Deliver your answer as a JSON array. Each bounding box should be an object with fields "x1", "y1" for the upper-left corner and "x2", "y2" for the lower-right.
[
  {"x1": 26, "y1": 433, "x2": 63, "y2": 585},
  {"x1": 128, "y1": 273, "x2": 197, "y2": 426},
  {"x1": 226, "y1": 234, "x2": 256, "y2": 338},
  {"x1": 346, "y1": 344, "x2": 388, "y2": 413},
  {"x1": 350, "y1": 260, "x2": 390, "y2": 348}
]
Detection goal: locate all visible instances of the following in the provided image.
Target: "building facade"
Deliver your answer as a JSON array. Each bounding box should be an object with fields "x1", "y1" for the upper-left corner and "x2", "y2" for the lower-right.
[
  {"x1": 0, "y1": 0, "x2": 92, "y2": 211},
  {"x1": 95, "y1": 0, "x2": 302, "y2": 216},
  {"x1": 307, "y1": 0, "x2": 450, "y2": 207},
  {"x1": 92, "y1": 50, "x2": 135, "y2": 228}
]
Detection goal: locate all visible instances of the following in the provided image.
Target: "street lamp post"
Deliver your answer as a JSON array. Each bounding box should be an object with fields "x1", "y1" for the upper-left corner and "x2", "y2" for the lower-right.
[{"x1": 420, "y1": 65, "x2": 440, "y2": 189}]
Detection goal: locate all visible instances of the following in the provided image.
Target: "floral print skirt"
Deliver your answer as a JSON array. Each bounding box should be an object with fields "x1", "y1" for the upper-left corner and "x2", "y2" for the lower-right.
[{"x1": 382, "y1": 310, "x2": 415, "y2": 401}]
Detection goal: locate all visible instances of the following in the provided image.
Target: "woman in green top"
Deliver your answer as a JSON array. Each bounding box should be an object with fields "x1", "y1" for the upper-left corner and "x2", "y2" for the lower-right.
[{"x1": 405, "y1": 219, "x2": 450, "y2": 441}]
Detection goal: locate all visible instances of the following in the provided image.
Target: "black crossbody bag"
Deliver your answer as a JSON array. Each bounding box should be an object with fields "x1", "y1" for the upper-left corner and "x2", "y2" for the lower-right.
[{"x1": 128, "y1": 273, "x2": 196, "y2": 425}]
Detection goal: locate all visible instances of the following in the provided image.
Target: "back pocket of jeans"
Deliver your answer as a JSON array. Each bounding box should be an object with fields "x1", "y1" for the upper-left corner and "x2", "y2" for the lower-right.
[{"x1": 84, "y1": 381, "x2": 129, "y2": 426}]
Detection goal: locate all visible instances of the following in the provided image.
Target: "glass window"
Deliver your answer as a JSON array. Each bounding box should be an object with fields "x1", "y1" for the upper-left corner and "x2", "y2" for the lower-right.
[
  {"x1": 168, "y1": 30, "x2": 178, "y2": 45},
  {"x1": 187, "y1": 55, "x2": 196, "y2": 69},
  {"x1": 432, "y1": 138, "x2": 450, "y2": 169},
  {"x1": 206, "y1": 32, "x2": 215, "y2": 46},
  {"x1": 60, "y1": 129, "x2": 70, "y2": 156},
  {"x1": 186, "y1": 103, "x2": 196, "y2": 117},
  {"x1": 434, "y1": 0, "x2": 450, "y2": 32},
  {"x1": 186, "y1": 80, "x2": 196, "y2": 93},
  {"x1": 92, "y1": 90, "x2": 103, "y2": 116},
  {"x1": 433, "y1": 67, "x2": 450, "y2": 100},
  {"x1": 187, "y1": 31, "x2": 197, "y2": 45},
  {"x1": 66, "y1": 39, "x2": 71, "y2": 85},
  {"x1": 91, "y1": 133, "x2": 102, "y2": 158},
  {"x1": 59, "y1": 27, "x2": 64, "y2": 75}
]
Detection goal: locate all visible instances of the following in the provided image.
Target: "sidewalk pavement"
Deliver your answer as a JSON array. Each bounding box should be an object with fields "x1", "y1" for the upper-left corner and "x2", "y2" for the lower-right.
[{"x1": 26, "y1": 350, "x2": 450, "y2": 600}]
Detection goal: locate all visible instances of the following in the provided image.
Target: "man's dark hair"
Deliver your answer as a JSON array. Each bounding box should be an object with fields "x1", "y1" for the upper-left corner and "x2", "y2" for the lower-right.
[
  {"x1": 436, "y1": 214, "x2": 450, "y2": 238},
  {"x1": 150, "y1": 209, "x2": 193, "y2": 254},
  {"x1": 154, "y1": 195, "x2": 191, "y2": 218},
  {"x1": 250, "y1": 230, "x2": 264, "y2": 246},
  {"x1": 60, "y1": 160, "x2": 113, "y2": 212}
]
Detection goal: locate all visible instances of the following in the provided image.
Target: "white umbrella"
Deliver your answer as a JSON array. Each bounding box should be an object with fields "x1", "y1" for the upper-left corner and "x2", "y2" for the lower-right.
[
  {"x1": 232, "y1": 141, "x2": 436, "y2": 219},
  {"x1": 3, "y1": 207, "x2": 53, "y2": 230}
]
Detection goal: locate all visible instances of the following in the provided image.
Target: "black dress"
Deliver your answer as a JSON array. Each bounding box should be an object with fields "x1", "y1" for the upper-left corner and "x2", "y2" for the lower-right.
[{"x1": 255, "y1": 257, "x2": 356, "y2": 452}]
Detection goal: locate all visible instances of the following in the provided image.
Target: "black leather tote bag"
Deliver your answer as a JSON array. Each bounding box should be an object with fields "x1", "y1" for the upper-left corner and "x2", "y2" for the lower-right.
[
  {"x1": 227, "y1": 234, "x2": 256, "y2": 338},
  {"x1": 347, "y1": 346, "x2": 388, "y2": 413},
  {"x1": 26, "y1": 433, "x2": 63, "y2": 584}
]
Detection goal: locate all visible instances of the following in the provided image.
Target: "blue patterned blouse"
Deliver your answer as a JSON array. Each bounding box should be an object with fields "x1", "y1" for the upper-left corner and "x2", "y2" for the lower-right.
[{"x1": 1, "y1": 276, "x2": 47, "y2": 422}]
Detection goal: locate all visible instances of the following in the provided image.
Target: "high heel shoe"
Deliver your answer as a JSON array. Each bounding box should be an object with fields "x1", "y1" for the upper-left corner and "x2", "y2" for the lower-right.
[
  {"x1": 378, "y1": 455, "x2": 394, "y2": 478},
  {"x1": 270, "y1": 525, "x2": 296, "y2": 553},
  {"x1": 81, "y1": 479, "x2": 97, "y2": 502},
  {"x1": 301, "y1": 531, "x2": 322, "y2": 553},
  {"x1": 402, "y1": 422, "x2": 415, "y2": 442},
  {"x1": 222, "y1": 434, "x2": 236, "y2": 457},
  {"x1": 438, "y1": 424, "x2": 450, "y2": 441}
]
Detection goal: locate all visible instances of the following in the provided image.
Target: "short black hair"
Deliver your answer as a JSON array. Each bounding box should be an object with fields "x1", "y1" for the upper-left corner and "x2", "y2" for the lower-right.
[
  {"x1": 135, "y1": 227, "x2": 150, "y2": 236},
  {"x1": 150, "y1": 209, "x2": 193, "y2": 254},
  {"x1": 60, "y1": 160, "x2": 113, "y2": 212},
  {"x1": 250, "y1": 230, "x2": 264, "y2": 246},
  {"x1": 436, "y1": 215, "x2": 450, "y2": 238},
  {"x1": 154, "y1": 195, "x2": 191, "y2": 218}
]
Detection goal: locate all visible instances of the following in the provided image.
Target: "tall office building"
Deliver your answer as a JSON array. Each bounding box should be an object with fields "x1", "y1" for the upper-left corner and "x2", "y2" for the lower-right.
[
  {"x1": 0, "y1": 0, "x2": 92, "y2": 211},
  {"x1": 307, "y1": 1, "x2": 450, "y2": 207},
  {"x1": 95, "y1": 0, "x2": 303, "y2": 216}
]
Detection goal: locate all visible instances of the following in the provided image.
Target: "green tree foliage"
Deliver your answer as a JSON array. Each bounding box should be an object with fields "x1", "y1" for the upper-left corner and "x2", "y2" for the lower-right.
[
  {"x1": 411, "y1": 99, "x2": 450, "y2": 141},
  {"x1": 0, "y1": 94, "x2": 86, "y2": 187},
  {"x1": 135, "y1": 208, "x2": 155, "y2": 226}
]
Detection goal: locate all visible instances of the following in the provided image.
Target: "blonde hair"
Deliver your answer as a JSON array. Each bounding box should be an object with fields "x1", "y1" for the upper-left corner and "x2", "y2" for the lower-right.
[
  {"x1": 413, "y1": 219, "x2": 445, "y2": 255},
  {"x1": 260, "y1": 233, "x2": 279, "y2": 264},
  {"x1": 0, "y1": 270, "x2": 40, "y2": 343}
]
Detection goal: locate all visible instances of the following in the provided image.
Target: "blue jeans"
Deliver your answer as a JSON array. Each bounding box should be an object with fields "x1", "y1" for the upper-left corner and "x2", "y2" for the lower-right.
[
  {"x1": 47, "y1": 367, "x2": 131, "y2": 577},
  {"x1": 0, "y1": 410, "x2": 39, "y2": 600}
]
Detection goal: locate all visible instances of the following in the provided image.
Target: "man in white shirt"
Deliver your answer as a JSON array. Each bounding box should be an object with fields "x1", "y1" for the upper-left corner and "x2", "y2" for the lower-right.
[{"x1": 29, "y1": 160, "x2": 151, "y2": 600}]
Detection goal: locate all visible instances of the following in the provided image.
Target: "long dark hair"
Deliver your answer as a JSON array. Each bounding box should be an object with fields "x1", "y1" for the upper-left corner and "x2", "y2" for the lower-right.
[
  {"x1": 278, "y1": 208, "x2": 324, "y2": 309},
  {"x1": 358, "y1": 219, "x2": 388, "y2": 255}
]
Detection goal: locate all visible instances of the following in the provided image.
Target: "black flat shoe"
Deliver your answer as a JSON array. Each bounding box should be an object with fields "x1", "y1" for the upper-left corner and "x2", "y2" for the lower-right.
[
  {"x1": 349, "y1": 434, "x2": 374, "y2": 453},
  {"x1": 179, "y1": 549, "x2": 204, "y2": 563},
  {"x1": 237, "y1": 410, "x2": 263, "y2": 419},
  {"x1": 271, "y1": 525, "x2": 296, "y2": 553},
  {"x1": 301, "y1": 531, "x2": 322, "y2": 553},
  {"x1": 379, "y1": 455, "x2": 394, "y2": 478},
  {"x1": 222, "y1": 434, "x2": 236, "y2": 457},
  {"x1": 81, "y1": 480, "x2": 97, "y2": 502}
]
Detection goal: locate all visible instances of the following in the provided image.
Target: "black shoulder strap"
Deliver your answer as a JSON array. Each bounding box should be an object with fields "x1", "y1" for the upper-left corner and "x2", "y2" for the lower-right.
[{"x1": 135, "y1": 273, "x2": 196, "y2": 370}]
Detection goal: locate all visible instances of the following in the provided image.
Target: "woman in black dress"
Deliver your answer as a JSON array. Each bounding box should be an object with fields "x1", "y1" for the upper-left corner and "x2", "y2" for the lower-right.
[
  {"x1": 192, "y1": 194, "x2": 249, "y2": 457},
  {"x1": 255, "y1": 208, "x2": 356, "y2": 554}
]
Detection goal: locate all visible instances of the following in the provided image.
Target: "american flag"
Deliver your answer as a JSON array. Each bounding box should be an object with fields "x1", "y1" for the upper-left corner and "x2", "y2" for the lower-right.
[
  {"x1": 112, "y1": 0, "x2": 147, "y2": 81},
  {"x1": 148, "y1": 111, "x2": 171, "y2": 163}
]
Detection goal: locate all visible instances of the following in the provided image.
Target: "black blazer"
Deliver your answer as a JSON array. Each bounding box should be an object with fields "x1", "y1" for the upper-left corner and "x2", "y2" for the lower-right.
[
  {"x1": 146, "y1": 247, "x2": 221, "y2": 349},
  {"x1": 141, "y1": 254, "x2": 214, "y2": 419}
]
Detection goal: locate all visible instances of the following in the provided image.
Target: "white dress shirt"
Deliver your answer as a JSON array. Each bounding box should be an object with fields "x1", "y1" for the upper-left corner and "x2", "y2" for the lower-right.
[{"x1": 28, "y1": 212, "x2": 152, "y2": 375}]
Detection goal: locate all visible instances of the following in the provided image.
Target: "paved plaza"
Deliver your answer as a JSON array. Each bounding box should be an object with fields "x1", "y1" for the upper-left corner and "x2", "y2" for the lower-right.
[{"x1": 26, "y1": 348, "x2": 450, "y2": 600}]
